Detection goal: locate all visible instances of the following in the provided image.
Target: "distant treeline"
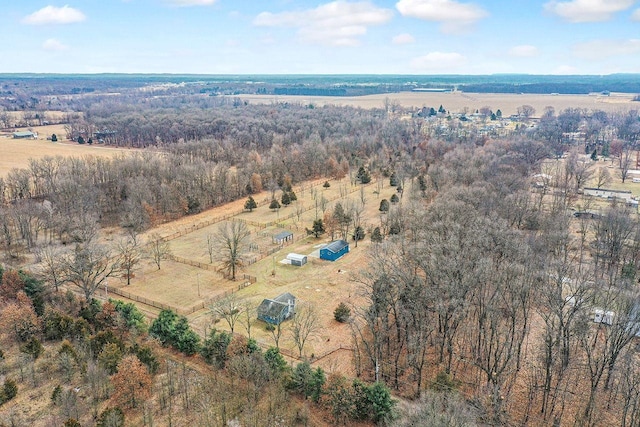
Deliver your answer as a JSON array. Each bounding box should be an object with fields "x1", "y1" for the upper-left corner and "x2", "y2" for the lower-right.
[
  {"x1": 3, "y1": 74, "x2": 640, "y2": 107},
  {"x1": 274, "y1": 87, "x2": 348, "y2": 96},
  {"x1": 461, "y1": 82, "x2": 640, "y2": 94}
]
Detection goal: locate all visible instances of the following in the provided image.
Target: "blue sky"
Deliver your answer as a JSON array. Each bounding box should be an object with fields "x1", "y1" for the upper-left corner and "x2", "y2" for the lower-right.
[{"x1": 2, "y1": 0, "x2": 640, "y2": 74}]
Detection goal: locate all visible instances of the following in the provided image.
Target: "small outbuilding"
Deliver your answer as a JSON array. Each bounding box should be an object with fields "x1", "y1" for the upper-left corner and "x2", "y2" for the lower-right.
[
  {"x1": 320, "y1": 240, "x2": 349, "y2": 262},
  {"x1": 13, "y1": 131, "x2": 36, "y2": 139},
  {"x1": 286, "y1": 253, "x2": 307, "y2": 266},
  {"x1": 583, "y1": 187, "x2": 633, "y2": 202},
  {"x1": 594, "y1": 308, "x2": 615, "y2": 326},
  {"x1": 273, "y1": 230, "x2": 293, "y2": 245},
  {"x1": 257, "y1": 292, "x2": 296, "y2": 325},
  {"x1": 573, "y1": 210, "x2": 602, "y2": 219}
]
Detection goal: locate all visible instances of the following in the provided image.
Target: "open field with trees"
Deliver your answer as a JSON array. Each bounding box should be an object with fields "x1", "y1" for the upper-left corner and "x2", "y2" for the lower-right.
[
  {"x1": 0, "y1": 137, "x2": 130, "y2": 176},
  {"x1": 236, "y1": 91, "x2": 639, "y2": 116},
  {"x1": 4, "y1": 74, "x2": 640, "y2": 426}
]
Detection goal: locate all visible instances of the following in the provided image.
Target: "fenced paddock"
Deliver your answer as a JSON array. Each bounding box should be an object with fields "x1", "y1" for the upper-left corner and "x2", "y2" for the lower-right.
[
  {"x1": 108, "y1": 259, "x2": 239, "y2": 313},
  {"x1": 168, "y1": 219, "x2": 264, "y2": 265},
  {"x1": 110, "y1": 175, "x2": 401, "y2": 360}
]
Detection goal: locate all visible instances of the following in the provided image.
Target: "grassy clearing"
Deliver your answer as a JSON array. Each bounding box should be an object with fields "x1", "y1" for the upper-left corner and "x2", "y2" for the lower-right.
[
  {"x1": 112, "y1": 259, "x2": 232, "y2": 308},
  {"x1": 0, "y1": 129, "x2": 132, "y2": 176},
  {"x1": 117, "y1": 174, "x2": 399, "y2": 360}
]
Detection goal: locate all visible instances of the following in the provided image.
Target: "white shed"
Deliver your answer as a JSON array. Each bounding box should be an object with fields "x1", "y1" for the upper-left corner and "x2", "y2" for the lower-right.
[
  {"x1": 286, "y1": 253, "x2": 307, "y2": 267},
  {"x1": 594, "y1": 308, "x2": 615, "y2": 325}
]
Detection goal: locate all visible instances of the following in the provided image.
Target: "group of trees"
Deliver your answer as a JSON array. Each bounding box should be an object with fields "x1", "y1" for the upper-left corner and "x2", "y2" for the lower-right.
[
  {"x1": 151, "y1": 306, "x2": 396, "y2": 425},
  {"x1": 3, "y1": 75, "x2": 640, "y2": 425},
  {"x1": 347, "y1": 131, "x2": 640, "y2": 425},
  {"x1": 0, "y1": 262, "x2": 161, "y2": 425},
  {"x1": 0, "y1": 261, "x2": 397, "y2": 426}
]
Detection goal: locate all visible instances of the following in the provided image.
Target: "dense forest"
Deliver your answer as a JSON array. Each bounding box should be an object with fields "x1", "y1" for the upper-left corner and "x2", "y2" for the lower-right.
[{"x1": 3, "y1": 77, "x2": 640, "y2": 426}]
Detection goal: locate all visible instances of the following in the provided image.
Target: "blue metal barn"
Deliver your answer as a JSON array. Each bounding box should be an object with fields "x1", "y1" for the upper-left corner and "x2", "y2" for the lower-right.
[{"x1": 319, "y1": 240, "x2": 349, "y2": 261}]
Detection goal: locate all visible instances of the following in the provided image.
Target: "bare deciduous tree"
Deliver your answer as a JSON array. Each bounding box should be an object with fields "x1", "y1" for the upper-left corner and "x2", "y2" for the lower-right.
[
  {"x1": 147, "y1": 232, "x2": 171, "y2": 270},
  {"x1": 620, "y1": 147, "x2": 634, "y2": 183},
  {"x1": 116, "y1": 235, "x2": 142, "y2": 286},
  {"x1": 241, "y1": 302, "x2": 257, "y2": 339},
  {"x1": 595, "y1": 166, "x2": 612, "y2": 189},
  {"x1": 266, "y1": 321, "x2": 284, "y2": 349},
  {"x1": 207, "y1": 233, "x2": 215, "y2": 264},
  {"x1": 214, "y1": 220, "x2": 250, "y2": 280},
  {"x1": 59, "y1": 239, "x2": 120, "y2": 302},
  {"x1": 291, "y1": 303, "x2": 320, "y2": 358},
  {"x1": 517, "y1": 104, "x2": 536, "y2": 119},
  {"x1": 210, "y1": 293, "x2": 242, "y2": 334},
  {"x1": 36, "y1": 245, "x2": 64, "y2": 292},
  {"x1": 565, "y1": 149, "x2": 594, "y2": 192}
]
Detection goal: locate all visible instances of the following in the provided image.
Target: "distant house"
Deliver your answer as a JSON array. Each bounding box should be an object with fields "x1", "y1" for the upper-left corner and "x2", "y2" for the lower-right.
[
  {"x1": 583, "y1": 187, "x2": 633, "y2": 202},
  {"x1": 273, "y1": 230, "x2": 293, "y2": 245},
  {"x1": 94, "y1": 130, "x2": 117, "y2": 142},
  {"x1": 286, "y1": 253, "x2": 307, "y2": 266},
  {"x1": 257, "y1": 292, "x2": 296, "y2": 325},
  {"x1": 593, "y1": 308, "x2": 615, "y2": 326},
  {"x1": 573, "y1": 210, "x2": 602, "y2": 220},
  {"x1": 13, "y1": 131, "x2": 36, "y2": 139},
  {"x1": 532, "y1": 173, "x2": 552, "y2": 188},
  {"x1": 320, "y1": 240, "x2": 349, "y2": 262}
]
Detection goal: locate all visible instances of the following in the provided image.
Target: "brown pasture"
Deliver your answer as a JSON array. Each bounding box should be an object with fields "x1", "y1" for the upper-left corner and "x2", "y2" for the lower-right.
[
  {"x1": 114, "y1": 175, "x2": 400, "y2": 363},
  {"x1": 109, "y1": 259, "x2": 234, "y2": 311},
  {"x1": 0, "y1": 126, "x2": 131, "y2": 177},
  {"x1": 235, "y1": 91, "x2": 639, "y2": 116}
]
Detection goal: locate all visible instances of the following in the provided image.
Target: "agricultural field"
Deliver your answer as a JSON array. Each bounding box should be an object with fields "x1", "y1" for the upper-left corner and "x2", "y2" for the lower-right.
[
  {"x1": 236, "y1": 91, "x2": 639, "y2": 116},
  {"x1": 0, "y1": 128, "x2": 131, "y2": 177}
]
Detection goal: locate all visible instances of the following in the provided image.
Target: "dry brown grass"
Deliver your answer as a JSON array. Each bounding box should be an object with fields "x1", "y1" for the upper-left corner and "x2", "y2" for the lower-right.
[
  {"x1": 0, "y1": 130, "x2": 132, "y2": 177},
  {"x1": 115, "y1": 175, "x2": 399, "y2": 363},
  {"x1": 235, "y1": 91, "x2": 639, "y2": 116}
]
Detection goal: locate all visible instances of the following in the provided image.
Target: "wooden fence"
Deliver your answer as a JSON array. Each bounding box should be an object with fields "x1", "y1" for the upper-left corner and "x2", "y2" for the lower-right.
[
  {"x1": 166, "y1": 254, "x2": 217, "y2": 271},
  {"x1": 253, "y1": 340, "x2": 354, "y2": 363},
  {"x1": 107, "y1": 286, "x2": 185, "y2": 315},
  {"x1": 109, "y1": 274, "x2": 257, "y2": 317},
  {"x1": 180, "y1": 275, "x2": 256, "y2": 315}
]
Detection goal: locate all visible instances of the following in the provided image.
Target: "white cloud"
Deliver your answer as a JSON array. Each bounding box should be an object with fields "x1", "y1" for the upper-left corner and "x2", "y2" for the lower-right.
[
  {"x1": 392, "y1": 33, "x2": 415, "y2": 44},
  {"x1": 396, "y1": 0, "x2": 488, "y2": 33},
  {"x1": 22, "y1": 5, "x2": 86, "y2": 25},
  {"x1": 543, "y1": 0, "x2": 634, "y2": 22},
  {"x1": 508, "y1": 45, "x2": 539, "y2": 57},
  {"x1": 573, "y1": 39, "x2": 640, "y2": 59},
  {"x1": 42, "y1": 38, "x2": 69, "y2": 51},
  {"x1": 554, "y1": 65, "x2": 579, "y2": 74},
  {"x1": 632, "y1": 8, "x2": 640, "y2": 20},
  {"x1": 254, "y1": 1, "x2": 393, "y2": 47},
  {"x1": 167, "y1": 0, "x2": 217, "y2": 6},
  {"x1": 410, "y1": 51, "x2": 467, "y2": 71}
]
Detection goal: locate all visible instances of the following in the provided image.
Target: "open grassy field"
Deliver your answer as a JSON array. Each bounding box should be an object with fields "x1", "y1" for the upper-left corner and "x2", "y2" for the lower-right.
[
  {"x1": 111, "y1": 174, "x2": 400, "y2": 366},
  {"x1": 0, "y1": 128, "x2": 132, "y2": 177},
  {"x1": 235, "y1": 91, "x2": 639, "y2": 116}
]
